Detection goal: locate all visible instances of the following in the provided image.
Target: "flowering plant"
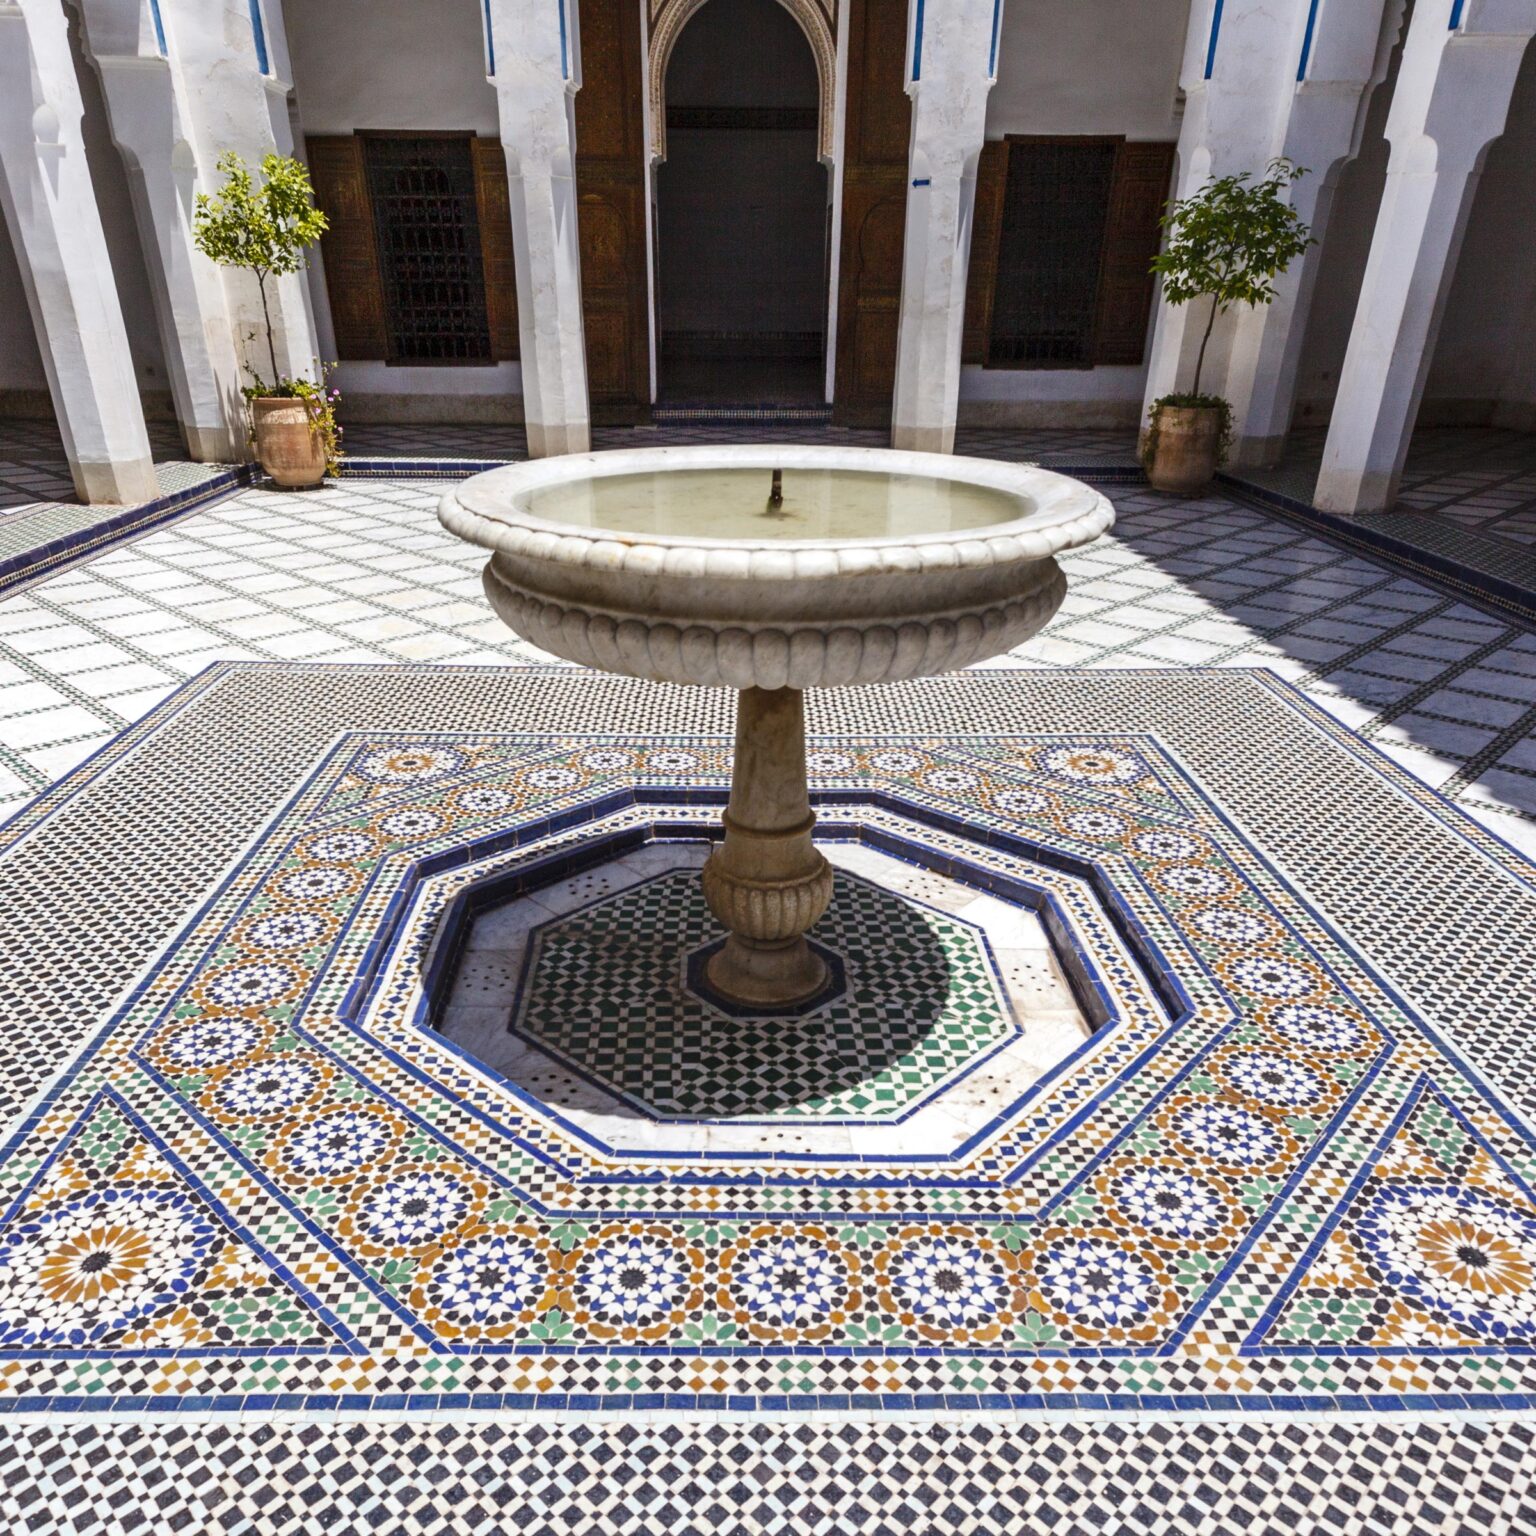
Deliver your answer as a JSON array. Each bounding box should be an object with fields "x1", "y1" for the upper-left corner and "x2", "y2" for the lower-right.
[{"x1": 241, "y1": 364, "x2": 345, "y2": 477}]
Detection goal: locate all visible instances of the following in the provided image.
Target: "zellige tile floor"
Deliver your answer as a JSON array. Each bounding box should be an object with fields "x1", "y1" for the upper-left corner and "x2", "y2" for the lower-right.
[{"x1": 0, "y1": 470, "x2": 1531, "y2": 859}]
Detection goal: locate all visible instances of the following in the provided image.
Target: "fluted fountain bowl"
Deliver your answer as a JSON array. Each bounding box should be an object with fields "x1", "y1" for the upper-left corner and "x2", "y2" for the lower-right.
[
  {"x1": 438, "y1": 444, "x2": 1113, "y2": 1009},
  {"x1": 437, "y1": 445, "x2": 1113, "y2": 689}
]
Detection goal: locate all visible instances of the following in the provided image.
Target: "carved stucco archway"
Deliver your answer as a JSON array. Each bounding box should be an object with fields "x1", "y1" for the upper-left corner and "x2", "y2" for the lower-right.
[{"x1": 647, "y1": 0, "x2": 838, "y2": 164}]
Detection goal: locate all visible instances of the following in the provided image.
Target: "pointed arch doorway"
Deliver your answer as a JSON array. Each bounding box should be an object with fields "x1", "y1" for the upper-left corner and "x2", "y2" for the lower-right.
[{"x1": 654, "y1": 0, "x2": 831, "y2": 406}]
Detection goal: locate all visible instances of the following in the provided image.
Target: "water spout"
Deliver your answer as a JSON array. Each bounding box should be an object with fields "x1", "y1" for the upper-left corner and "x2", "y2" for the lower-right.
[{"x1": 763, "y1": 467, "x2": 787, "y2": 519}]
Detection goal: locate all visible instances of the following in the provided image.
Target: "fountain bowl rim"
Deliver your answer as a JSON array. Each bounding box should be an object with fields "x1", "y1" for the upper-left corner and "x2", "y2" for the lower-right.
[{"x1": 439, "y1": 444, "x2": 1113, "y2": 558}]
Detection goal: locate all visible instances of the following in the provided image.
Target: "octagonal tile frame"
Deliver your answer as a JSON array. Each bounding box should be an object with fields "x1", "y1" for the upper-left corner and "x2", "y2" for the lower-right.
[
  {"x1": 468, "y1": 860, "x2": 1038, "y2": 1130},
  {"x1": 343, "y1": 789, "x2": 1188, "y2": 1171}
]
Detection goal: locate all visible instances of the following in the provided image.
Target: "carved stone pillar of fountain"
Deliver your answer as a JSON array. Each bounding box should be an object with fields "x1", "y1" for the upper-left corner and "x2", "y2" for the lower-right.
[{"x1": 701, "y1": 686, "x2": 834, "y2": 1007}]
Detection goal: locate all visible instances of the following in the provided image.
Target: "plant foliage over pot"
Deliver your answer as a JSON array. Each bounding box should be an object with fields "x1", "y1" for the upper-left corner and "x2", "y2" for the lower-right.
[
  {"x1": 194, "y1": 152, "x2": 342, "y2": 479},
  {"x1": 1143, "y1": 158, "x2": 1314, "y2": 484}
]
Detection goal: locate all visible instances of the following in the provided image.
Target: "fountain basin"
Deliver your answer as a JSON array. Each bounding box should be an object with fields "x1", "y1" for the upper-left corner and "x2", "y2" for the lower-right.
[
  {"x1": 439, "y1": 444, "x2": 1113, "y2": 1008},
  {"x1": 438, "y1": 445, "x2": 1113, "y2": 688}
]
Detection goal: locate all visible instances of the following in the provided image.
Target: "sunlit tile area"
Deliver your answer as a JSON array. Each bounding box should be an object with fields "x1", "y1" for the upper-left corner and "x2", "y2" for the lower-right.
[{"x1": 2, "y1": 459, "x2": 1531, "y2": 859}]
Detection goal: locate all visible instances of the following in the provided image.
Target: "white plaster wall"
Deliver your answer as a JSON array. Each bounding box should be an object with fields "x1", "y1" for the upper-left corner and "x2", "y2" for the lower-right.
[
  {"x1": 0, "y1": 213, "x2": 47, "y2": 397},
  {"x1": 960, "y1": 0, "x2": 1190, "y2": 424},
  {"x1": 1289, "y1": 150, "x2": 1391, "y2": 427},
  {"x1": 282, "y1": 0, "x2": 500, "y2": 134},
  {"x1": 331, "y1": 360, "x2": 524, "y2": 422},
  {"x1": 984, "y1": 0, "x2": 1189, "y2": 141},
  {"x1": 1421, "y1": 41, "x2": 1536, "y2": 426},
  {"x1": 67, "y1": 0, "x2": 170, "y2": 411},
  {"x1": 1288, "y1": 23, "x2": 1400, "y2": 431},
  {"x1": 1294, "y1": 30, "x2": 1536, "y2": 433}
]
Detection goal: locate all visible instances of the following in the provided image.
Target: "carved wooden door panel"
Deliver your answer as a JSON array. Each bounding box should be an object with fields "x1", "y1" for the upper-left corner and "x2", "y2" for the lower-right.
[
  {"x1": 575, "y1": 0, "x2": 652, "y2": 424},
  {"x1": 832, "y1": 0, "x2": 911, "y2": 428}
]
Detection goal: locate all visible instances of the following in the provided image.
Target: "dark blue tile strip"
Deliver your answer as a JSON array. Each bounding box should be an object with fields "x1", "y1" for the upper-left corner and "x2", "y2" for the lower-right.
[
  {"x1": 1218, "y1": 471, "x2": 1536, "y2": 627},
  {"x1": 0, "y1": 467, "x2": 253, "y2": 599}
]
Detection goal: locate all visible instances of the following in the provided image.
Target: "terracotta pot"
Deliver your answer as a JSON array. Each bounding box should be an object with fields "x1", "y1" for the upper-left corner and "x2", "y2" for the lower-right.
[
  {"x1": 1144, "y1": 403, "x2": 1223, "y2": 495},
  {"x1": 250, "y1": 396, "x2": 327, "y2": 488}
]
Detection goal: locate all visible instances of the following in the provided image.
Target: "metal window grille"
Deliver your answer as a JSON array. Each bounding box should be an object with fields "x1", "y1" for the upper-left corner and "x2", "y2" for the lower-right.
[
  {"x1": 987, "y1": 140, "x2": 1116, "y2": 368},
  {"x1": 364, "y1": 137, "x2": 492, "y2": 364}
]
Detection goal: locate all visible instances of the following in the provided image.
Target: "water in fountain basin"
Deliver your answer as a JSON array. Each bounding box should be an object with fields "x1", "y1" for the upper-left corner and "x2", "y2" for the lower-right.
[{"x1": 522, "y1": 466, "x2": 1032, "y2": 541}]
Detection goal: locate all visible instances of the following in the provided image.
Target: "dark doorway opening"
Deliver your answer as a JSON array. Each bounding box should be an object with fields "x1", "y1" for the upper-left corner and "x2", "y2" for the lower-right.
[{"x1": 656, "y1": 0, "x2": 828, "y2": 406}]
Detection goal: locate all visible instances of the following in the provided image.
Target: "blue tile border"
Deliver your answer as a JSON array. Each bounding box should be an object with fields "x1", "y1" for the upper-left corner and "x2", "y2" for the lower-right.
[
  {"x1": 0, "y1": 466, "x2": 254, "y2": 600},
  {"x1": 1217, "y1": 470, "x2": 1536, "y2": 628},
  {"x1": 0, "y1": 1386, "x2": 1524, "y2": 1416}
]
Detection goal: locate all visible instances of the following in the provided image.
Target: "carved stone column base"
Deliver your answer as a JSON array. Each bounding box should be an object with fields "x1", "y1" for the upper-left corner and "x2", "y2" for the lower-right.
[{"x1": 705, "y1": 931, "x2": 829, "y2": 1009}]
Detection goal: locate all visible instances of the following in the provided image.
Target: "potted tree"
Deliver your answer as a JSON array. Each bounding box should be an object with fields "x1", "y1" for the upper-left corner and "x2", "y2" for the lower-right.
[
  {"x1": 1143, "y1": 158, "x2": 1314, "y2": 494},
  {"x1": 193, "y1": 151, "x2": 340, "y2": 488}
]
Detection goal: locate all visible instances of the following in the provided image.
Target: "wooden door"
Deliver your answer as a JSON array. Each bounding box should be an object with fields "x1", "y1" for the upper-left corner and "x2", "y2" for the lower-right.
[
  {"x1": 305, "y1": 136, "x2": 387, "y2": 361},
  {"x1": 831, "y1": 0, "x2": 911, "y2": 428},
  {"x1": 307, "y1": 134, "x2": 518, "y2": 363},
  {"x1": 574, "y1": 0, "x2": 652, "y2": 424},
  {"x1": 962, "y1": 137, "x2": 1175, "y2": 369}
]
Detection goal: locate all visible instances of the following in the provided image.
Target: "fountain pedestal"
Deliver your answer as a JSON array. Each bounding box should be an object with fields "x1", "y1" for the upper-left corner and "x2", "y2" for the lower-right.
[{"x1": 700, "y1": 686, "x2": 832, "y2": 1006}]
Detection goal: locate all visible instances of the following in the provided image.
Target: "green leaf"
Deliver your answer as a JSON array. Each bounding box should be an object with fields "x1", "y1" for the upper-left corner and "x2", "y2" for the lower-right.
[{"x1": 1149, "y1": 158, "x2": 1315, "y2": 315}]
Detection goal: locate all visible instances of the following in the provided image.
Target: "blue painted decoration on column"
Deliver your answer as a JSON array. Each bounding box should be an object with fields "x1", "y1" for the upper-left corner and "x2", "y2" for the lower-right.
[
  {"x1": 911, "y1": 0, "x2": 925, "y2": 82},
  {"x1": 1203, "y1": 0, "x2": 1225, "y2": 80},
  {"x1": 1448, "y1": 0, "x2": 1467, "y2": 27},
  {"x1": 247, "y1": 0, "x2": 270, "y2": 75},
  {"x1": 482, "y1": 0, "x2": 496, "y2": 75},
  {"x1": 148, "y1": 0, "x2": 167, "y2": 56},
  {"x1": 558, "y1": 0, "x2": 570, "y2": 78},
  {"x1": 989, "y1": 0, "x2": 1004, "y2": 75},
  {"x1": 1296, "y1": 0, "x2": 1320, "y2": 80}
]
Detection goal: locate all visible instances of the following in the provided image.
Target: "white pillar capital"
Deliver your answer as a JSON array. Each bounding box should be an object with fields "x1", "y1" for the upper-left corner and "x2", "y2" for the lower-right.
[
  {"x1": 0, "y1": 0, "x2": 158, "y2": 503},
  {"x1": 1146, "y1": 0, "x2": 1402, "y2": 467},
  {"x1": 155, "y1": 0, "x2": 318, "y2": 391},
  {"x1": 76, "y1": 0, "x2": 247, "y2": 462}
]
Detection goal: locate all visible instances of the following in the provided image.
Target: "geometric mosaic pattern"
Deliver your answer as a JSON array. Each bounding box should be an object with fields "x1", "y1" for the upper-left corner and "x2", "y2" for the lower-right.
[
  {"x1": 1261, "y1": 1080, "x2": 1536, "y2": 1350},
  {"x1": 0, "y1": 1094, "x2": 341, "y2": 1353},
  {"x1": 2, "y1": 1419, "x2": 1533, "y2": 1535},
  {"x1": 510, "y1": 868, "x2": 1019, "y2": 1119},
  {"x1": 2, "y1": 695, "x2": 1535, "y2": 1417},
  {"x1": 0, "y1": 656, "x2": 1531, "y2": 1530}
]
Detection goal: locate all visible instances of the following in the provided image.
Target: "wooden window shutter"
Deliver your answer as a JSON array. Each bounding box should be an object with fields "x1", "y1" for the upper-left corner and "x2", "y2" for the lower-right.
[
  {"x1": 1092, "y1": 140, "x2": 1176, "y2": 366},
  {"x1": 961, "y1": 140, "x2": 1009, "y2": 366},
  {"x1": 471, "y1": 138, "x2": 520, "y2": 361},
  {"x1": 305, "y1": 136, "x2": 387, "y2": 361}
]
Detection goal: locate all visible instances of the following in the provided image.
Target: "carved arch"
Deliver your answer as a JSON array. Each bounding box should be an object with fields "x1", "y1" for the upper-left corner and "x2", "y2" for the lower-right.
[{"x1": 647, "y1": 0, "x2": 837, "y2": 164}]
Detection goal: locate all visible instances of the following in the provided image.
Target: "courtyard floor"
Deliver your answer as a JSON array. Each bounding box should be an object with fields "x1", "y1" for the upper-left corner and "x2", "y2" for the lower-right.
[{"x1": 0, "y1": 421, "x2": 1532, "y2": 1531}]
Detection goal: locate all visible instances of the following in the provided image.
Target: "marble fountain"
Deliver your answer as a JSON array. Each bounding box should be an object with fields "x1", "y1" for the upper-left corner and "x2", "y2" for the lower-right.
[{"x1": 439, "y1": 445, "x2": 1113, "y2": 1011}]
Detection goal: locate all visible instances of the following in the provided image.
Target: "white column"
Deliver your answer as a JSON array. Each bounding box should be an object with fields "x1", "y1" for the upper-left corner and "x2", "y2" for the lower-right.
[
  {"x1": 1143, "y1": 1, "x2": 1281, "y2": 418},
  {"x1": 76, "y1": 0, "x2": 246, "y2": 463},
  {"x1": 1315, "y1": 0, "x2": 1536, "y2": 514},
  {"x1": 155, "y1": 0, "x2": 318, "y2": 389},
  {"x1": 1223, "y1": 0, "x2": 1400, "y2": 467},
  {"x1": 487, "y1": 0, "x2": 590, "y2": 458},
  {"x1": 1140, "y1": 0, "x2": 1393, "y2": 453},
  {"x1": 0, "y1": 0, "x2": 157, "y2": 504},
  {"x1": 890, "y1": 0, "x2": 999, "y2": 454}
]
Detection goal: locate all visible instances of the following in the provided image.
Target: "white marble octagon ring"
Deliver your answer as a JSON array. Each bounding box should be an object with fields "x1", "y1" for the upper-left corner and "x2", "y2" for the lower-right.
[{"x1": 439, "y1": 445, "x2": 1114, "y2": 1009}]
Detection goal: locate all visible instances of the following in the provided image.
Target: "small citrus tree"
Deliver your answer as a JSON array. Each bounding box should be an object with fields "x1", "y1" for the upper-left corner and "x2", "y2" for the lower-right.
[
  {"x1": 193, "y1": 150, "x2": 328, "y2": 391},
  {"x1": 1150, "y1": 158, "x2": 1315, "y2": 401}
]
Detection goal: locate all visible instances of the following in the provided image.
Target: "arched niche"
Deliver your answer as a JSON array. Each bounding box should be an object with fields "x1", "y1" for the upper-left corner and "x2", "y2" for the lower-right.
[{"x1": 648, "y1": 0, "x2": 837, "y2": 164}]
